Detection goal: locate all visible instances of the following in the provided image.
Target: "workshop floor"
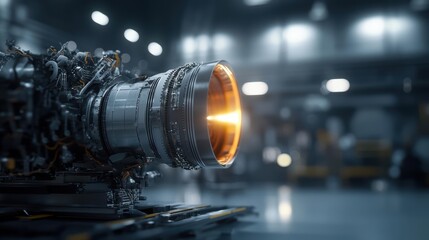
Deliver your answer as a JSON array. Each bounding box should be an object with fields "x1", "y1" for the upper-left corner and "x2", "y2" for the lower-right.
[{"x1": 144, "y1": 183, "x2": 429, "y2": 240}]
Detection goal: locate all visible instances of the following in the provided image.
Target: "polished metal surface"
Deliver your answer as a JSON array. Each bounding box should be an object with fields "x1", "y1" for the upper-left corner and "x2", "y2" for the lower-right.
[
  {"x1": 145, "y1": 183, "x2": 429, "y2": 240},
  {"x1": 104, "y1": 81, "x2": 151, "y2": 154}
]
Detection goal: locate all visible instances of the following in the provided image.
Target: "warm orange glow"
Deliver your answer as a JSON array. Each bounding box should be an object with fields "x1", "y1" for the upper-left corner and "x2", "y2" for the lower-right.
[
  {"x1": 207, "y1": 112, "x2": 240, "y2": 124},
  {"x1": 207, "y1": 63, "x2": 242, "y2": 166}
]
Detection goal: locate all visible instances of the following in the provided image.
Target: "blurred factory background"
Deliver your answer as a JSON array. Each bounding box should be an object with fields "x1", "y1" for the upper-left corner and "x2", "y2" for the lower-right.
[{"x1": 1, "y1": 0, "x2": 429, "y2": 239}]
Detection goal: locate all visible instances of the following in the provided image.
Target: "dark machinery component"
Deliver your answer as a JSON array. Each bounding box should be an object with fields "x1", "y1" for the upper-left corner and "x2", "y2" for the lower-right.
[
  {"x1": 0, "y1": 204, "x2": 254, "y2": 239},
  {"x1": 0, "y1": 41, "x2": 242, "y2": 217}
]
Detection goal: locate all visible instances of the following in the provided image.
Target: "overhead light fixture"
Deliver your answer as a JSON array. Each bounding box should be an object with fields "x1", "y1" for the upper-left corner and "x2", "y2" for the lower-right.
[
  {"x1": 325, "y1": 78, "x2": 350, "y2": 93},
  {"x1": 183, "y1": 36, "x2": 196, "y2": 57},
  {"x1": 197, "y1": 35, "x2": 210, "y2": 53},
  {"x1": 263, "y1": 26, "x2": 282, "y2": 46},
  {"x1": 309, "y1": 1, "x2": 328, "y2": 21},
  {"x1": 242, "y1": 81, "x2": 269, "y2": 96},
  {"x1": 283, "y1": 24, "x2": 315, "y2": 44},
  {"x1": 91, "y1": 11, "x2": 109, "y2": 26},
  {"x1": 356, "y1": 16, "x2": 385, "y2": 38},
  {"x1": 148, "y1": 42, "x2": 163, "y2": 56},
  {"x1": 213, "y1": 33, "x2": 233, "y2": 51},
  {"x1": 124, "y1": 29, "x2": 139, "y2": 42},
  {"x1": 243, "y1": 0, "x2": 271, "y2": 6},
  {"x1": 277, "y1": 153, "x2": 292, "y2": 167}
]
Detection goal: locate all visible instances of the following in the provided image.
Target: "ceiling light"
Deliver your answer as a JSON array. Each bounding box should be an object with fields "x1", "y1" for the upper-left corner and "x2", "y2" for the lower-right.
[
  {"x1": 183, "y1": 37, "x2": 195, "y2": 55},
  {"x1": 242, "y1": 81, "x2": 269, "y2": 96},
  {"x1": 277, "y1": 153, "x2": 292, "y2": 167},
  {"x1": 124, "y1": 29, "x2": 139, "y2": 42},
  {"x1": 213, "y1": 33, "x2": 233, "y2": 51},
  {"x1": 148, "y1": 42, "x2": 163, "y2": 56},
  {"x1": 244, "y1": 0, "x2": 271, "y2": 6},
  {"x1": 325, "y1": 78, "x2": 350, "y2": 93},
  {"x1": 91, "y1": 11, "x2": 109, "y2": 26},
  {"x1": 283, "y1": 24, "x2": 314, "y2": 44},
  {"x1": 356, "y1": 16, "x2": 385, "y2": 38},
  {"x1": 197, "y1": 35, "x2": 210, "y2": 53}
]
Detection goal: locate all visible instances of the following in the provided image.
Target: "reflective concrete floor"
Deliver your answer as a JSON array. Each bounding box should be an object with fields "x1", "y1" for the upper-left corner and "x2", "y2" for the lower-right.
[{"x1": 144, "y1": 183, "x2": 429, "y2": 240}]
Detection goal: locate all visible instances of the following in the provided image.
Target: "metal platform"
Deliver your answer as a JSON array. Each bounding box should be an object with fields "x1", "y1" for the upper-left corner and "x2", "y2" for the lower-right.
[{"x1": 0, "y1": 204, "x2": 254, "y2": 239}]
